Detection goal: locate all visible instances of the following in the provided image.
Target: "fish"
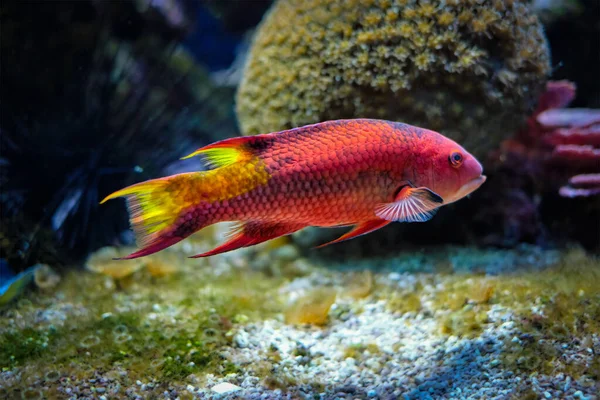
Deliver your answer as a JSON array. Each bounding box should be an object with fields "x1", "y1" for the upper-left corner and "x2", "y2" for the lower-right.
[
  {"x1": 101, "y1": 119, "x2": 486, "y2": 259},
  {"x1": 0, "y1": 261, "x2": 40, "y2": 306}
]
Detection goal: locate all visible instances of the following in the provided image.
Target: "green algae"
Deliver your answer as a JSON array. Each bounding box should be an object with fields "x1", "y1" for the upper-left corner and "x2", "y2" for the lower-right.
[
  {"x1": 376, "y1": 246, "x2": 600, "y2": 378},
  {"x1": 0, "y1": 254, "x2": 288, "y2": 393},
  {"x1": 2, "y1": 244, "x2": 599, "y2": 395},
  {"x1": 493, "y1": 249, "x2": 600, "y2": 379},
  {"x1": 0, "y1": 327, "x2": 57, "y2": 369}
]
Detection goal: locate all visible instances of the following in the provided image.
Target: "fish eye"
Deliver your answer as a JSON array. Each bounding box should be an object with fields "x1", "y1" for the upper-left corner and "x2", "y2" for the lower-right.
[{"x1": 449, "y1": 151, "x2": 463, "y2": 167}]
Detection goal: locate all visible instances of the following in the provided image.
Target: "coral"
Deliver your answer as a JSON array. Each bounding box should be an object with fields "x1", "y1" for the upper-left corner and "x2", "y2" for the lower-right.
[
  {"x1": 236, "y1": 0, "x2": 550, "y2": 158},
  {"x1": 539, "y1": 108, "x2": 600, "y2": 197},
  {"x1": 501, "y1": 81, "x2": 600, "y2": 197},
  {"x1": 455, "y1": 81, "x2": 599, "y2": 250}
]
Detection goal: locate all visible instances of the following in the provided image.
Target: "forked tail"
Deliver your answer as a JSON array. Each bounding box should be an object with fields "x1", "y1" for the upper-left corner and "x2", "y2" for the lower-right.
[
  {"x1": 101, "y1": 133, "x2": 273, "y2": 259},
  {"x1": 100, "y1": 173, "x2": 201, "y2": 259}
]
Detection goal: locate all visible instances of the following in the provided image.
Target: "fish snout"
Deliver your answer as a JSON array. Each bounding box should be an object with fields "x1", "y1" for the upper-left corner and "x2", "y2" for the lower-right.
[
  {"x1": 448, "y1": 174, "x2": 486, "y2": 204},
  {"x1": 443, "y1": 155, "x2": 486, "y2": 204},
  {"x1": 464, "y1": 155, "x2": 484, "y2": 179}
]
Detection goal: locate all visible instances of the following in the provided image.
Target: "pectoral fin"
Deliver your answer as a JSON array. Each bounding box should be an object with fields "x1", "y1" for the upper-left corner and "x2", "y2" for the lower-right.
[
  {"x1": 375, "y1": 186, "x2": 443, "y2": 223},
  {"x1": 315, "y1": 219, "x2": 391, "y2": 248},
  {"x1": 190, "y1": 221, "x2": 305, "y2": 258}
]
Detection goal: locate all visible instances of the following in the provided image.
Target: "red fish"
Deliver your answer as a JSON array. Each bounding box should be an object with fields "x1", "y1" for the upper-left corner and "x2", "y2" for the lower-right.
[{"x1": 101, "y1": 119, "x2": 486, "y2": 258}]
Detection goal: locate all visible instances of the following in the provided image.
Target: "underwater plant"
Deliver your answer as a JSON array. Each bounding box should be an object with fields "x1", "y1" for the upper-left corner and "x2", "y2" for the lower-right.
[
  {"x1": 236, "y1": 0, "x2": 551, "y2": 158},
  {"x1": 0, "y1": 1, "x2": 238, "y2": 268}
]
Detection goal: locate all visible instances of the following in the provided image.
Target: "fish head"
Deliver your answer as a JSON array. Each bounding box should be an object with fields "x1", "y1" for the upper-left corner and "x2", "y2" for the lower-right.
[{"x1": 416, "y1": 131, "x2": 486, "y2": 205}]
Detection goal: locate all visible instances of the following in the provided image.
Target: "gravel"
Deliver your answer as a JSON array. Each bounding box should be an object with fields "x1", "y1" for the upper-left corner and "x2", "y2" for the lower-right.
[
  {"x1": 2, "y1": 245, "x2": 598, "y2": 399},
  {"x1": 191, "y1": 295, "x2": 599, "y2": 399}
]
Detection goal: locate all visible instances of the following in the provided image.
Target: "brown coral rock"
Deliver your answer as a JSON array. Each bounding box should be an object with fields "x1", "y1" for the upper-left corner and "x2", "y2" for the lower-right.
[{"x1": 236, "y1": 0, "x2": 551, "y2": 158}]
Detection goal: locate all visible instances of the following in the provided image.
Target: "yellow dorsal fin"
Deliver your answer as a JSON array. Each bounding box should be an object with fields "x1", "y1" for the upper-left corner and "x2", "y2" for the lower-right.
[
  {"x1": 181, "y1": 136, "x2": 263, "y2": 169},
  {"x1": 181, "y1": 147, "x2": 243, "y2": 168}
]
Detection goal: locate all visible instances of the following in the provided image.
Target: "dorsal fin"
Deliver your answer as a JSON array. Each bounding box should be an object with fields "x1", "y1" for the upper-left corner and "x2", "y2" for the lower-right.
[{"x1": 181, "y1": 136, "x2": 269, "y2": 168}]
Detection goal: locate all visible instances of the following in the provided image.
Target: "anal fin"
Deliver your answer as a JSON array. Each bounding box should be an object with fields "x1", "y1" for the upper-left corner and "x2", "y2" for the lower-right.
[
  {"x1": 316, "y1": 219, "x2": 390, "y2": 248},
  {"x1": 118, "y1": 236, "x2": 183, "y2": 260},
  {"x1": 190, "y1": 221, "x2": 304, "y2": 258}
]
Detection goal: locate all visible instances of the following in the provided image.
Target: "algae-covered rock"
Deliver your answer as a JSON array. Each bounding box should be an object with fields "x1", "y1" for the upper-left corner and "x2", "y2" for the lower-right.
[
  {"x1": 237, "y1": 0, "x2": 551, "y2": 158},
  {"x1": 85, "y1": 247, "x2": 146, "y2": 279},
  {"x1": 33, "y1": 265, "x2": 61, "y2": 291},
  {"x1": 285, "y1": 287, "x2": 337, "y2": 326}
]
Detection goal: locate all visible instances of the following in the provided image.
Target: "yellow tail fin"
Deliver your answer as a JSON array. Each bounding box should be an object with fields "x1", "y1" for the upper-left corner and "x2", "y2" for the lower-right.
[{"x1": 100, "y1": 173, "x2": 197, "y2": 258}]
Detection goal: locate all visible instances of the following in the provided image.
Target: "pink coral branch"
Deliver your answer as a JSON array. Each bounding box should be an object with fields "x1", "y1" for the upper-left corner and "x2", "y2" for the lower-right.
[
  {"x1": 543, "y1": 124, "x2": 600, "y2": 146},
  {"x1": 534, "y1": 80, "x2": 576, "y2": 113},
  {"x1": 559, "y1": 173, "x2": 600, "y2": 198},
  {"x1": 508, "y1": 80, "x2": 600, "y2": 197},
  {"x1": 551, "y1": 145, "x2": 600, "y2": 165},
  {"x1": 537, "y1": 108, "x2": 600, "y2": 129},
  {"x1": 559, "y1": 186, "x2": 600, "y2": 198},
  {"x1": 569, "y1": 174, "x2": 600, "y2": 188}
]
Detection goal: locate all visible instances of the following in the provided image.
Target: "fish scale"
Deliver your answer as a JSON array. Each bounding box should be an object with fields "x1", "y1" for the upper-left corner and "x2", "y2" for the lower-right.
[{"x1": 101, "y1": 119, "x2": 485, "y2": 258}]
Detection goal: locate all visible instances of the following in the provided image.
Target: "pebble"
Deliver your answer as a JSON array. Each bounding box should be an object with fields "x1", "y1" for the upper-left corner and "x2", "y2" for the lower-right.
[
  {"x1": 211, "y1": 383, "x2": 242, "y2": 394},
  {"x1": 234, "y1": 330, "x2": 250, "y2": 348}
]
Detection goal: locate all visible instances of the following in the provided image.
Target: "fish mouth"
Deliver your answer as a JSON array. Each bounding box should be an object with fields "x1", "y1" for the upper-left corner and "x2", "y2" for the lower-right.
[{"x1": 446, "y1": 175, "x2": 487, "y2": 204}]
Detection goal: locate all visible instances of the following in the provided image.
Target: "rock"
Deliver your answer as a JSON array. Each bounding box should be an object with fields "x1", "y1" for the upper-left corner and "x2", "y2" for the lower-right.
[
  {"x1": 211, "y1": 382, "x2": 242, "y2": 394},
  {"x1": 234, "y1": 330, "x2": 250, "y2": 348},
  {"x1": 34, "y1": 264, "x2": 61, "y2": 290}
]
